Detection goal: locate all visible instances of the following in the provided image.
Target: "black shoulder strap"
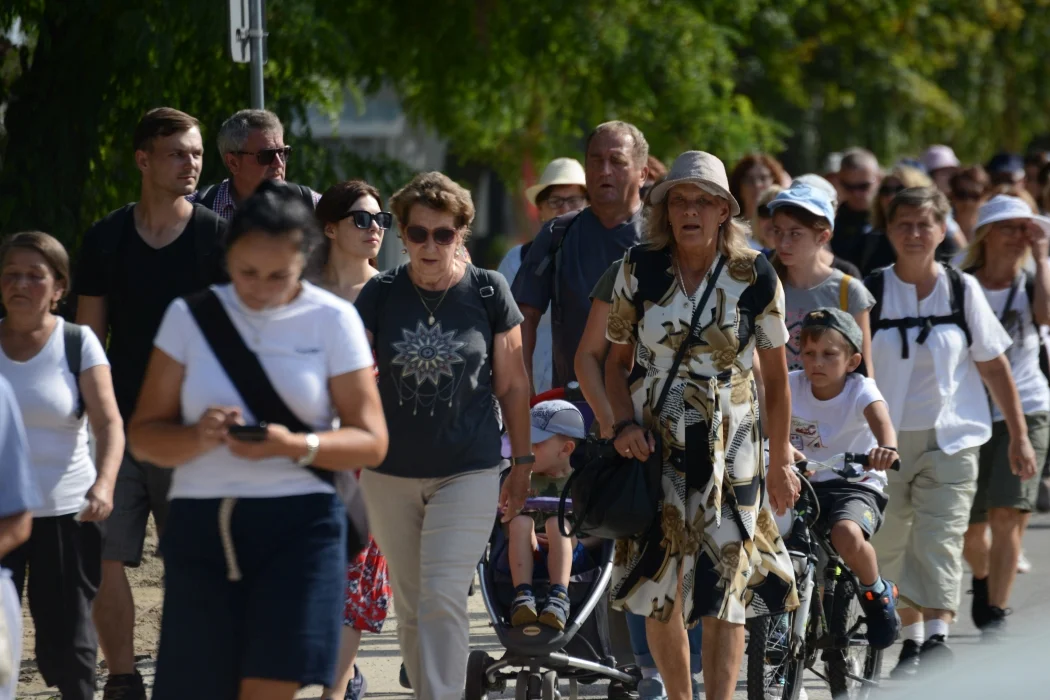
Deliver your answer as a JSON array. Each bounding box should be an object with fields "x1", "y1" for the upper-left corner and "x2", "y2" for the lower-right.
[
  {"x1": 653, "y1": 256, "x2": 726, "y2": 418},
  {"x1": 63, "y1": 322, "x2": 85, "y2": 419},
  {"x1": 298, "y1": 184, "x2": 316, "y2": 210},
  {"x1": 945, "y1": 265, "x2": 972, "y2": 347},
  {"x1": 864, "y1": 268, "x2": 885, "y2": 332},
  {"x1": 1001, "y1": 273, "x2": 1024, "y2": 325},
  {"x1": 196, "y1": 185, "x2": 217, "y2": 211},
  {"x1": 520, "y1": 240, "x2": 534, "y2": 263},
  {"x1": 470, "y1": 265, "x2": 500, "y2": 336},
  {"x1": 534, "y1": 210, "x2": 582, "y2": 277}
]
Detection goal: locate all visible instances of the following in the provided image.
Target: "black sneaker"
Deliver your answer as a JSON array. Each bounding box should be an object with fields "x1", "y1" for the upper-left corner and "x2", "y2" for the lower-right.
[
  {"x1": 889, "y1": 639, "x2": 921, "y2": 679},
  {"x1": 399, "y1": 663, "x2": 411, "y2": 689},
  {"x1": 919, "y1": 634, "x2": 953, "y2": 671},
  {"x1": 102, "y1": 671, "x2": 147, "y2": 700},
  {"x1": 970, "y1": 576, "x2": 992, "y2": 629},
  {"x1": 982, "y1": 607, "x2": 1008, "y2": 642}
]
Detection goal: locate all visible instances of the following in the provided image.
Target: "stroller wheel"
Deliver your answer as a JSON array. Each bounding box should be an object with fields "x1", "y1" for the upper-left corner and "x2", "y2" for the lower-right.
[
  {"x1": 465, "y1": 650, "x2": 492, "y2": 700},
  {"x1": 515, "y1": 671, "x2": 530, "y2": 700},
  {"x1": 542, "y1": 671, "x2": 559, "y2": 700}
]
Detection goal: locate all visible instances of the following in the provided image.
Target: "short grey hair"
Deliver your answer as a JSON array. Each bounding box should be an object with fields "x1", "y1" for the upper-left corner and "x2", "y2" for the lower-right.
[
  {"x1": 216, "y1": 109, "x2": 284, "y2": 157},
  {"x1": 840, "y1": 147, "x2": 879, "y2": 173},
  {"x1": 886, "y1": 187, "x2": 951, "y2": 226},
  {"x1": 586, "y1": 121, "x2": 649, "y2": 168}
]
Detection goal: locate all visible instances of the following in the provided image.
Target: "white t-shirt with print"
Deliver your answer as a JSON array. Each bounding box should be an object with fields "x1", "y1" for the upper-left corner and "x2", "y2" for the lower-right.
[
  {"x1": 154, "y1": 282, "x2": 374, "y2": 500},
  {"x1": 0, "y1": 317, "x2": 109, "y2": 517},
  {"x1": 789, "y1": 370, "x2": 888, "y2": 493},
  {"x1": 981, "y1": 281, "x2": 1050, "y2": 421}
]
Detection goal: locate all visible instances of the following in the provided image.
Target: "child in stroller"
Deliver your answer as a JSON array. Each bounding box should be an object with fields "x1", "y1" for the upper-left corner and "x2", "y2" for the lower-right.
[{"x1": 466, "y1": 392, "x2": 639, "y2": 700}]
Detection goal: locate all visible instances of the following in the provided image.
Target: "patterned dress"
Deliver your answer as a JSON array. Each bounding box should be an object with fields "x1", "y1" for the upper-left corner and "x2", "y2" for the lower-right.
[{"x1": 605, "y1": 245, "x2": 798, "y2": 626}]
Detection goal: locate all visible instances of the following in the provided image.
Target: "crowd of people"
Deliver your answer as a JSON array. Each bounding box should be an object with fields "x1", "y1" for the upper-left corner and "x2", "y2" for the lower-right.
[{"x1": 0, "y1": 104, "x2": 1048, "y2": 700}]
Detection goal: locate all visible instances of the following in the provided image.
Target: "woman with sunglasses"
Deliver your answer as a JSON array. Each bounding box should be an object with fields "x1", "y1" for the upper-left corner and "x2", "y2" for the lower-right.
[
  {"x1": 311, "y1": 180, "x2": 392, "y2": 700},
  {"x1": 354, "y1": 172, "x2": 531, "y2": 700},
  {"x1": 949, "y1": 167, "x2": 991, "y2": 241}
]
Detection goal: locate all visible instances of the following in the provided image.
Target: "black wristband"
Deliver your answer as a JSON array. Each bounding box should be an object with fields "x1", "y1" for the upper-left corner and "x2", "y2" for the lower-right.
[{"x1": 612, "y1": 419, "x2": 638, "y2": 438}]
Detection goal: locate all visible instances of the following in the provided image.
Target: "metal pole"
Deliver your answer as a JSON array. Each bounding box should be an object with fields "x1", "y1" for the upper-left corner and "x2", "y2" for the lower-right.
[{"x1": 249, "y1": 0, "x2": 264, "y2": 109}]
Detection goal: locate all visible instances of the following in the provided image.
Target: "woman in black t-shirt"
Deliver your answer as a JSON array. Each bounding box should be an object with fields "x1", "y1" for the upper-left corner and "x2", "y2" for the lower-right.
[{"x1": 354, "y1": 172, "x2": 532, "y2": 699}]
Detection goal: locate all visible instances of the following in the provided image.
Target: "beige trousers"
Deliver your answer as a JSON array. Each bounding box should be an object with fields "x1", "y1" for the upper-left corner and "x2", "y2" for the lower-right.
[
  {"x1": 359, "y1": 468, "x2": 498, "y2": 700},
  {"x1": 871, "y1": 429, "x2": 979, "y2": 613}
]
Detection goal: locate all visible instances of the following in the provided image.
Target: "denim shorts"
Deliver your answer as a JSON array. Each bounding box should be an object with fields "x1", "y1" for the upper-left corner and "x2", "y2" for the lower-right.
[{"x1": 152, "y1": 493, "x2": 346, "y2": 699}]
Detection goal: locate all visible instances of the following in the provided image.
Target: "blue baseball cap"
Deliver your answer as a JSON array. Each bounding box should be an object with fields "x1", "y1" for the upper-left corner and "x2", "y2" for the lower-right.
[
  {"x1": 530, "y1": 400, "x2": 586, "y2": 443},
  {"x1": 766, "y1": 183, "x2": 837, "y2": 232}
]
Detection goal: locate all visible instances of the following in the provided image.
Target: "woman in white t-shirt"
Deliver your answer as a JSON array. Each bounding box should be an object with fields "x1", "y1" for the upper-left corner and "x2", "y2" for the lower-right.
[
  {"x1": 128, "y1": 181, "x2": 388, "y2": 700},
  {"x1": 866, "y1": 188, "x2": 1036, "y2": 677},
  {"x1": 767, "y1": 183, "x2": 876, "y2": 373},
  {"x1": 958, "y1": 195, "x2": 1050, "y2": 639},
  {"x1": 0, "y1": 232, "x2": 123, "y2": 700}
]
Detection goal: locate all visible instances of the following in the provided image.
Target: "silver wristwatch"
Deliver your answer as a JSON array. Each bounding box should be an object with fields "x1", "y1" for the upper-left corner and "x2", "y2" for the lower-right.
[{"x1": 296, "y1": 433, "x2": 320, "y2": 466}]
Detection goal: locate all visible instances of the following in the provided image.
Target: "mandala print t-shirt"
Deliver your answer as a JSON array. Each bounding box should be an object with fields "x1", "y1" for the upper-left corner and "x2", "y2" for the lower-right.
[{"x1": 355, "y1": 264, "x2": 524, "y2": 479}]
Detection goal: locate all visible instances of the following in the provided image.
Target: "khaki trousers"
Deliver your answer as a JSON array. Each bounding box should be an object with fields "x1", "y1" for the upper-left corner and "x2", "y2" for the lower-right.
[
  {"x1": 360, "y1": 468, "x2": 498, "y2": 700},
  {"x1": 871, "y1": 429, "x2": 978, "y2": 613}
]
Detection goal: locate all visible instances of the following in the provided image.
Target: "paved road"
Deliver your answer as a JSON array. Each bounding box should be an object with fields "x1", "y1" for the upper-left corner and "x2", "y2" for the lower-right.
[{"x1": 332, "y1": 512, "x2": 1050, "y2": 700}]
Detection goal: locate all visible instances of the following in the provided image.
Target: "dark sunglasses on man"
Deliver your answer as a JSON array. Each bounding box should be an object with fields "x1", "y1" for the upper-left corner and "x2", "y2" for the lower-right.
[
  {"x1": 347, "y1": 210, "x2": 393, "y2": 230},
  {"x1": 842, "y1": 180, "x2": 875, "y2": 193},
  {"x1": 404, "y1": 225, "x2": 458, "y2": 246},
  {"x1": 234, "y1": 145, "x2": 293, "y2": 166}
]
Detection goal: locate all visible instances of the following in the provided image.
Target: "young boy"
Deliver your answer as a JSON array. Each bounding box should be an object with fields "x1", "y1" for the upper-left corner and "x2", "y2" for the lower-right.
[
  {"x1": 506, "y1": 400, "x2": 588, "y2": 631},
  {"x1": 790, "y1": 308, "x2": 902, "y2": 649}
]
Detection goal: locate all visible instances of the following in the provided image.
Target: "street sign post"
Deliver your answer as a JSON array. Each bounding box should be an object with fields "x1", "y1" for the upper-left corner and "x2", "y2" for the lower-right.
[{"x1": 228, "y1": 0, "x2": 266, "y2": 108}]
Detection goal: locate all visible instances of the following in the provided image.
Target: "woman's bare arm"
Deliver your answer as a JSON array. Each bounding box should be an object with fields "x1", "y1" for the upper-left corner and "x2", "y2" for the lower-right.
[
  {"x1": 79, "y1": 364, "x2": 124, "y2": 520},
  {"x1": 492, "y1": 324, "x2": 533, "y2": 522}
]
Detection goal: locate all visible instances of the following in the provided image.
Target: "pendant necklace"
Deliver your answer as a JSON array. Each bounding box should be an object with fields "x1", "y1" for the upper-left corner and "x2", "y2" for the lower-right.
[
  {"x1": 673, "y1": 256, "x2": 698, "y2": 314},
  {"x1": 411, "y1": 264, "x2": 455, "y2": 325}
]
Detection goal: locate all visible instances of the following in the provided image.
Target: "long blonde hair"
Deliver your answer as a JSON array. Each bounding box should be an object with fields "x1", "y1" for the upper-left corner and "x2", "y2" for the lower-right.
[
  {"x1": 959, "y1": 204, "x2": 1037, "y2": 272},
  {"x1": 647, "y1": 190, "x2": 754, "y2": 263}
]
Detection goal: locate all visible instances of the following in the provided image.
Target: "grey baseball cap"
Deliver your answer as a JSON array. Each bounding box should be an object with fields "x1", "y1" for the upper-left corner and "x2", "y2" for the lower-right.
[
  {"x1": 801, "y1": 307, "x2": 862, "y2": 355},
  {"x1": 530, "y1": 400, "x2": 586, "y2": 443}
]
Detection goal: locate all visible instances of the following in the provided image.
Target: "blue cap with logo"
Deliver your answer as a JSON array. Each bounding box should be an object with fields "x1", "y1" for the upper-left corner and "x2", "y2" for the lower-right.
[
  {"x1": 530, "y1": 400, "x2": 586, "y2": 444},
  {"x1": 767, "y1": 182, "x2": 837, "y2": 232}
]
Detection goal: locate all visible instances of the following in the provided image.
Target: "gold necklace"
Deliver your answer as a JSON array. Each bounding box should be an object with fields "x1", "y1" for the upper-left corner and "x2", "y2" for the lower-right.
[{"x1": 410, "y1": 264, "x2": 456, "y2": 325}]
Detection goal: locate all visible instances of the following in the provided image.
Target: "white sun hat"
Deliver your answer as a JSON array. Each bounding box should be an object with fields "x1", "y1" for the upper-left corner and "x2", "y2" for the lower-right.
[
  {"x1": 976, "y1": 195, "x2": 1050, "y2": 237},
  {"x1": 649, "y1": 151, "x2": 740, "y2": 216},
  {"x1": 525, "y1": 157, "x2": 587, "y2": 206}
]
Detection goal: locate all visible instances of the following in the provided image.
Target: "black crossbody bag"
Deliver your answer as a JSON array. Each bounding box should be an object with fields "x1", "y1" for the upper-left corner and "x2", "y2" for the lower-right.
[
  {"x1": 558, "y1": 255, "x2": 726, "y2": 541},
  {"x1": 186, "y1": 289, "x2": 370, "y2": 558}
]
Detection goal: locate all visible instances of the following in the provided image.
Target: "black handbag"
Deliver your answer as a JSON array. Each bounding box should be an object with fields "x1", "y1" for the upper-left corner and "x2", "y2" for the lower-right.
[
  {"x1": 186, "y1": 289, "x2": 370, "y2": 559},
  {"x1": 558, "y1": 255, "x2": 726, "y2": 541}
]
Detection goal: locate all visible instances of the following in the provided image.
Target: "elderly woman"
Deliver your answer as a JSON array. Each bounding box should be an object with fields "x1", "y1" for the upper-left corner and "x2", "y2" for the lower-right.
[
  {"x1": 958, "y1": 196, "x2": 1050, "y2": 639},
  {"x1": 605, "y1": 151, "x2": 800, "y2": 700},
  {"x1": 129, "y1": 181, "x2": 388, "y2": 700},
  {"x1": 354, "y1": 172, "x2": 532, "y2": 700},
  {"x1": 866, "y1": 188, "x2": 1036, "y2": 677}
]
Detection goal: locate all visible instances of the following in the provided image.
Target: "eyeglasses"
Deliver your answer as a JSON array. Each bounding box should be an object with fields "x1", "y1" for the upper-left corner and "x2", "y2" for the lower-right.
[
  {"x1": 347, "y1": 210, "x2": 393, "y2": 230},
  {"x1": 546, "y1": 195, "x2": 586, "y2": 210},
  {"x1": 404, "y1": 225, "x2": 458, "y2": 246},
  {"x1": 951, "y1": 189, "x2": 982, "y2": 202},
  {"x1": 233, "y1": 146, "x2": 292, "y2": 166},
  {"x1": 842, "y1": 181, "x2": 875, "y2": 193},
  {"x1": 879, "y1": 184, "x2": 905, "y2": 197}
]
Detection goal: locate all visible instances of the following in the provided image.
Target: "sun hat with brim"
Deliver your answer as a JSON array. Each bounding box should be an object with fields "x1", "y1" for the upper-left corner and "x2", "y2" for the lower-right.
[
  {"x1": 767, "y1": 182, "x2": 837, "y2": 231},
  {"x1": 976, "y1": 195, "x2": 1050, "y2": 237},
  {"x1": 921, "y1": 145, "x2": 960, "y2": 173},
  {"x1": 649, "y1": 151, "x2": 740, "y2": 216},
  {"x1": 530, "y1": 399, "x2": 586, "y2": 444},
  {"x1": 525, "y1": 157, "x2": 587, "y2": 206}
]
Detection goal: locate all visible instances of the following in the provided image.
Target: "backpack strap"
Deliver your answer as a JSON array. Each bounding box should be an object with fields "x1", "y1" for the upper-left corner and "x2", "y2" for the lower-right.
[
  {"x1": 864, "y1": 268, "x2": 885, "y2": 332},
  {"x1": 298, "y1": 184, "x2": 316, "y2": 210},
  {"x1": 533, "y1": 210, "x2": 583, "y2": 320},
  {"x1": 945, "y1": 265, "x2": 972, "y2": 347},
  {"x1": 196, "y1": 185, "x2": 218, "y2": 211},
  {"x1": 839, "y1": 274, "x2": 853, "y2": 312},
  {"x1": 1000, "y1": 273, "x2": 1024, "y2": 326},
  {"x1": 866, "y1": 265, "x2": 970, "y2": 359},
  {"x1": 470, "y1": 265, "x2": 501, "y2": 340},
  {"x1": 63, "y1": 322, "x2": 85, "y2": 419}
]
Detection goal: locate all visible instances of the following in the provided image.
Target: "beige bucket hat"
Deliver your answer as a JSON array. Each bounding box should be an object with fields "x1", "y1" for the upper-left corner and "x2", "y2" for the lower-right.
[
  {"x1": 525, "y1": 157, "x2": 587, "y2": 206},
  {"x1": 649, "y1": 151, "x2": 740, "y2": 216}
]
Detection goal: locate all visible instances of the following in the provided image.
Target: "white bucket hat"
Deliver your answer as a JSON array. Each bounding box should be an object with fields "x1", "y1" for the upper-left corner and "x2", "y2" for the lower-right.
[
  {"x1": 525, "y1": 157, "x2": 587, "y2": 206},
  {"x1": 649, "y1": 151, "x2": 740, "y2": 216},
  {"x1": 976, "y1": 195, "x2": 1050, "y2": 237}
]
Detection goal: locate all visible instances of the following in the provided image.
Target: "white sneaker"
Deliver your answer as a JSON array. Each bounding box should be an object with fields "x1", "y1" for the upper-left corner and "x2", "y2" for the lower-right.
[{"x1": 1018, "y1": 551, "x2": 1032, "y2": 574}]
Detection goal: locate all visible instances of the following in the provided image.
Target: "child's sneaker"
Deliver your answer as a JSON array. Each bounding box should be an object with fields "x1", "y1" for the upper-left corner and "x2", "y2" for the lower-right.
[
  {"x1": 538, "y1": 585, "x2": 570, "y2": 630},
  {"x1": 859, "y1": 577, "x2": 900, "y2": 650},
  {"x1": 511, "y1": 586, "x2": 538, "y2": 626}
]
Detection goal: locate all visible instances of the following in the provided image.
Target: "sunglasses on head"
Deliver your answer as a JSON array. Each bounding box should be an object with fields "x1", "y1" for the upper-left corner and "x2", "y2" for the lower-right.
[
  {"x1": 879, "y1": 184, "x2": 905, "y2": 197},
  {"x1": 843, "y1": 181, "x2": 875, "y2": 193},
  {"x1": 404, "y1": 225, "x2": 458, "y2": 246},
  {"x1": 347, "y1": 210, "x2": 393, "y2": 230},
  {"x1": 234, "y1": 146, "x2": 292, "y2": 166}
]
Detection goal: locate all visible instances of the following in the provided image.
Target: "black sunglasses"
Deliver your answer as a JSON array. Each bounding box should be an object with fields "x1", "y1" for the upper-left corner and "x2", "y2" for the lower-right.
[
  {"x1": 951, "y1": 189, "x2": 982, "y2": 202},
  {"x1": 404, "y1": 225, "x2": 458, "y2": 246},
  {"x1": 234, "y1": 145, "x2": 292, "y2": 166},
  {"x1": 843, "y1": 181, "x2": 875, "y2": 193},
  {"x1": 348, "y1": 210, "x2": 393, "y2": 230},
  {"x1": 879, "y1": 184, "x2": 905, "y2": 197}
]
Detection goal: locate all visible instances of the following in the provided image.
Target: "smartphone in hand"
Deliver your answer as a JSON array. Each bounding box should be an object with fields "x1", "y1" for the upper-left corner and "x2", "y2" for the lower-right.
[{"x1": 228, "y1": 423, "x2": 269, "y2": 442}]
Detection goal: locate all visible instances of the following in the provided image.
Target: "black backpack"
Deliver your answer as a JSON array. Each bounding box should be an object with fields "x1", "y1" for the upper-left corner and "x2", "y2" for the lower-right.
[
  {"x1": 63, "y1": 322, "x2": 86, "y2": 419},
  {"x1": 865, "y1": 263, "x2": 972, "y2": 359},
  {"x1": 195, "y1": 181, "x2": 315, "y2": 213},
  {"x1": 532, "y1": 210, "x2": 583, "y2": 324}
]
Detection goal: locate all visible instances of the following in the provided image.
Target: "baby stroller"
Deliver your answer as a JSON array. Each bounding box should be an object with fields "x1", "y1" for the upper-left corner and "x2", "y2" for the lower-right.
[{"x1": 467, "y1": 385, "x2": 639, "y2": 700}]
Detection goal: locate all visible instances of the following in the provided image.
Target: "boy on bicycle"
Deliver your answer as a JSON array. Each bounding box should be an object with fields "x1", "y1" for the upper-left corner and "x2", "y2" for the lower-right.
[{"x1": 790, "y1": 307, "x2": 902, "y2": 649}]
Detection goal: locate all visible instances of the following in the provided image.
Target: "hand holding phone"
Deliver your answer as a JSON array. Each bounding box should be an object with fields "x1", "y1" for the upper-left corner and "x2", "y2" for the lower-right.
[{"x1": 228, "y1": 423, "x2": 269, "y2": 442}]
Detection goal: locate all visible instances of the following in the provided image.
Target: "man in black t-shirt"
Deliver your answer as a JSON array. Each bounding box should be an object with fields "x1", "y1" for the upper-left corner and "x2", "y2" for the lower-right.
[
  {"x1": 832, "y1": 148, "x2": 882, "y2": 270},
  {"x1": 74, "y1": 107, "x2": 227, "y2": 700}
]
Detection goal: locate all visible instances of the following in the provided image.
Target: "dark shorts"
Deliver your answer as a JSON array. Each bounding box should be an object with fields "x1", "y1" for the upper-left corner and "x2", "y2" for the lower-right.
[
  {"x1": 152, "y1": 493, "x2": 346, "y2": 699},
  {"x1": 496, "y1": 540, "x2": 588, "y2": 580},
  {"x1": 971, "y1": 413, "x2": 1050, "y2": 524},
  {"x1": 812, "y1": 481, "x2": 888, "y2": 539},
  {"x1": 101, "y1": 450, "x2": 172, "y2": 566}
]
